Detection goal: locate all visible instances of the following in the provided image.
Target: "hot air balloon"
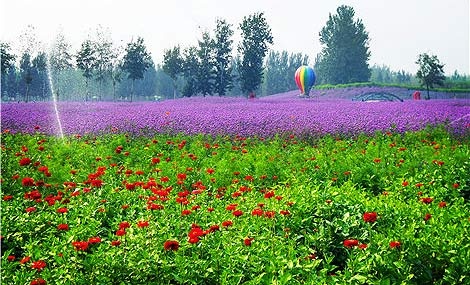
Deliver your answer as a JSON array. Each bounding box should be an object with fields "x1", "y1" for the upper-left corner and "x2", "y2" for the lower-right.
[{"x1": 294, "y1": 66, "x2": 316, "y2": 97}]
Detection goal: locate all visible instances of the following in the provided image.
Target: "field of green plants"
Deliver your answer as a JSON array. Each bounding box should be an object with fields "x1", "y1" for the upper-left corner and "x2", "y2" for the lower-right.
[{"x1": 1, "y1": 128, "x2": 469, "y2": 284}]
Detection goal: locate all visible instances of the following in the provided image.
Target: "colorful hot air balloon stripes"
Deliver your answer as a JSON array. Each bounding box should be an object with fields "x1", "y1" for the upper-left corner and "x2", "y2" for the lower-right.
[{"x1": 294, "y1": 66, "x2": 316, "y2": 96}]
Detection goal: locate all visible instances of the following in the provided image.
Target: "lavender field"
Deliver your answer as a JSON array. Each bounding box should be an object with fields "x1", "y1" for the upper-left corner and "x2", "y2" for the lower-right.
[{"x1": 1, "y1": 89, "x2": 469, "y2": 137}]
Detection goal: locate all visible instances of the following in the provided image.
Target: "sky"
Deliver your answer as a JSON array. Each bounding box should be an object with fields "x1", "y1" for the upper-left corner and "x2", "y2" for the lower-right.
[{"x1": 1, "y1": 0, "x2": 469, "y2": 75}]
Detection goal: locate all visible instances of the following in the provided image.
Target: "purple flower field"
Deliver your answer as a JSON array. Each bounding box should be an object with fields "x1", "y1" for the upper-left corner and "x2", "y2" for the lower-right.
[{"x1": 2, "y1": 90, "x2": 469, "y2": 137}]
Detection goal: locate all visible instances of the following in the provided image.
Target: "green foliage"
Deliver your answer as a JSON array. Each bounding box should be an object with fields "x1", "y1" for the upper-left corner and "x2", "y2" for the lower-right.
[
  {"x1": 1, "y1": 129, "x2": 469, "y2": 284},
  {"x1": 196, "y1": 32, "x2": 216, "y2": 96},
  {"x1": 238, "y1": 12, "x2": 273, "y2": 97},
  {"x1": 76, "y1": 39, "x2": 96, "y2": 101},
  {"x1": 213, "y1": 18, "x2": 235, "y2": 96},
  {"x1": 162, "y1": 45, "x2": 184, "y2": 99},
  {"x1": 122, "y1": 37, "x2": 153, "y2": 101},
  {"x1": 315, "y1": 5, "x2": 371, "y2": 85},
  {"x1": 181, "y1": 47, "x2": 199, "y2": 97},
  {"x1": 1, "y1": 42, "x2": 16, "y2": 76},
  {"x1": 416, "y1": 53, "x2": 446, "y2": 99},
  {"x1": 19, "y1": 53, "x2": 33, "y2": 102},
  {"x1": 263, "y1": 51, "x2": 309, "y2": 96}
]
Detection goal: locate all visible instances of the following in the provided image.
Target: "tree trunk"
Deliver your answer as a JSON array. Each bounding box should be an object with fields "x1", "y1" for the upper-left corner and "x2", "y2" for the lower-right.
[
  {"x1": 426, "y1": 84, "x2": 430, "y2": 100},
  {"x1": 85, "y1": 77, "x2": 89, "y2": 102},
  {"x1": 25, "y1": 84, "x2": 30, "y2": 102},
  {"x1": 173, "y1": 80, "x2": 177, "y2": 100},
  {"x1": 130, "y1": 79, "x2": 134, "y2": 102}
]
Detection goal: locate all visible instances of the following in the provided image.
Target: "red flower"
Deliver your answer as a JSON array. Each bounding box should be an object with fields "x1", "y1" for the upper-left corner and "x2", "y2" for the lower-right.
[
  {"x1": 31, "y1": 260, "x2": 46, "y2": 272},
  {"x1": 222, "y1": 220, "x2": 233, "y2": 228},
  {"x1": 3, "y1": 195, "x2": 13, "y2": 201},
  {"x1": 244, "y1": 238, "x2": 253, "y2": 246},
  {"x1": 209, "y1": 224, "x2": 220, "y2": 232},
  {"x1": 206, "y1": 168, "x2": 215, "y2": 174},
  {"x1": 363, "y1": 212, "x2": 377, "y2": 223},
  {"x1": 56, "y1": 207, "x2": 68, "y2": 214},
  {"x1": 177, "y1": 173, "x2": 187, "y2": 181},
  {"x1": 7, "y1": 255, "x2": 15, "y2": 262},
  {"x1": 30, "y1": 278, "x2": 47, "y2": 285},
  {"x1": 207, "y1": 207, "x2": 214, "y2": 212},
  {"x1": 424, "y1": 213, "x2": 432, "y2": 221},
  {"x1": 151, "y1": 157, "x2": 160, "y2": 164},
  {"x1": 57, "y1": 224, "x2": 69, "y2": 231},
  {"x1": 116, "y1": 229, "x2": 126, "y2": 236},
  {"x1": 251, "y1": 208, "x2": 264, "y2": 216},
  {"x1": 438, "y1": 201, "x2": 447, "y2": 208},
  {"x1": 25, "y1": 207, "x2": 36, "y2": 213},
  {"x1": 88, "y1": 236, "x2": 101, "y2": 244},
  {"x1": 280, "y1": 210, "x2": 290, "y2": 216},
  {"x1": 137, "y1": 221, "x2": 149, "y2": 228},
  {"x1": 359, "y1": 243, "x2": 368, "y2": 250},
  {"x1": 233, "y1": 210, "x2": 243, "y2": 217},
  {"x1": 389, "y1": 241, "x2": 401, "y2": 249},
  {"x1": 264, "y1": 211, "x2": 276, "y2": 218},
  {"x1": 22, "y1": 177, "x2": 35, "y2": 187},
  {"x1": 72, "y1": 241, "x2": 89, "y2": 251},
  {"x1": 20, "y1": 256, "x2": 31, "y2": 264},
  {"x1": 119, "y1": 221, "x2": 130, "y2": 229},
  {"x1": 421, "y1": 197, "x2": 434, "y2": 204},
  {"x1": 19, "y1": 157, "x2": 31, "y2": 166},
  {"x1": 90, "y1": 179, "x2": 103, "y2": 188},
  {"x1": 453, "y1": 183, "x2": 459, "y2": 189},
  {"x1": 181, "y1": 209, "x2": 192, "y2": 216},
  {"x1": 226, "y1": 204, "x2": 238, "y2": 211},
  {"x1": 264, "y1": 191, "x2": 275, "y2": 199},
  {"x1": 343, "y1": 239, "x2": 359, "y2": 248},
  {"x1": 164, "y1": 240, "x2": 180, "y2": 251},
  {"x1": 402, "y1": 181, "x2": 409, "y2": 187},
  {"x1": 111, "y1": 240, "x2": 121, "y2": 246}
]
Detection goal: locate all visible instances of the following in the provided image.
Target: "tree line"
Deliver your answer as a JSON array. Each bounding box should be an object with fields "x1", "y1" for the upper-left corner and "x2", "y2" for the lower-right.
[{"x1": 1, "y1": 6, "x2": 467, "y2": 102}]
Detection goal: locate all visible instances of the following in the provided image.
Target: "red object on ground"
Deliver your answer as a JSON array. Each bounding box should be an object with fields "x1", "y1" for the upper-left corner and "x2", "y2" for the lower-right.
[{"x1": 412, "y1": 91, "x2": 421, "y2": 100}]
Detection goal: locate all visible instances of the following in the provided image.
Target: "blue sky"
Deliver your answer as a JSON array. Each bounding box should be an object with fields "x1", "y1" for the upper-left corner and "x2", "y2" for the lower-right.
[{"x1": 1, "y1": 0, "x2": 468, "y2": 75}]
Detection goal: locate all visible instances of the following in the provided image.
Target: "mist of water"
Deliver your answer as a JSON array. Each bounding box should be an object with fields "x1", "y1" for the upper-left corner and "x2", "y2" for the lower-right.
[{"x1": 46, "y1": 55, "x2": 64, "y2": 139}]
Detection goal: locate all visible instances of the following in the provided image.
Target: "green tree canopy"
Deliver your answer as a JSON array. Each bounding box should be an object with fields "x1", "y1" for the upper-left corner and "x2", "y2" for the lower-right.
[
  {"x1": 122, "y1": 37, "x2": 152, "y2": 101},
  {"x1": 416, "y1": 53, "x2": 445, "y2": 99},
  {"x1": 238, "y1": 12, "x2": 273, "y2": 97},
  {"x1": 315, "y1": 5, "x2": 371, "y2": 85},
  {"x1": 213, "y1": 18, "x2": 234, "y2": 96},
  {"x1": 1, "y1": 43, "x2": 16, "y2": 77},
  {"x1": 76, "y1": 39, "x2": 96, "y2": 101},
  {"x1": 162, "y1": 45, "x2": 183, "y2": 99}
]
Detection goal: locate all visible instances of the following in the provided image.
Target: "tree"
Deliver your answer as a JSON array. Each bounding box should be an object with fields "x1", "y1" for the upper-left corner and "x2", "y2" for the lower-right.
[
  {"x1": 416, "y1": 53, "x2": 445, "y2": 99},
  {"x1": 122, "y1": 37, "x2": 152, "y2": 102},
  {"x1": 1, "y1": 42, "x2": 16, "y2": 98},
  {"x1": 19, "y1": 53, "x2": 33, "y2": 102},
  {"x1": 31, "y1": 52, "x2": 50, "y2": 100},
  {"x1": 1, "y1": 42, "x2": 15, "y2": 76},
  {"x1": 181, "y1": 47, "x2": 199, "y2": 97},
  {"x1": 76, "y1": 39, "x2": 96, "y2": 101},
  {"x1": 213, "y1": 18, "x2": 234, "y2": 96},
  {"x1": 196, "y1": 31, "x2": 215, "y2": 96},
  {"x1": 92, "y1": 26, "x2": 113, "y2": 100},
  {"x1": 238, "y1": 12, "x2": 273, "y2": 97},
  {"x1": 315, "y1": 5, "x2": 371, "y2": 85},
  {"x1": 49, "y1": 32, "x2": 73, "y2": 100},
  {"x1": 162, "y1": 46, "x2": 183, "y2": 99},
  {"x1": 110, "y1": 45, "x2": 124, "y2": 101}
]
